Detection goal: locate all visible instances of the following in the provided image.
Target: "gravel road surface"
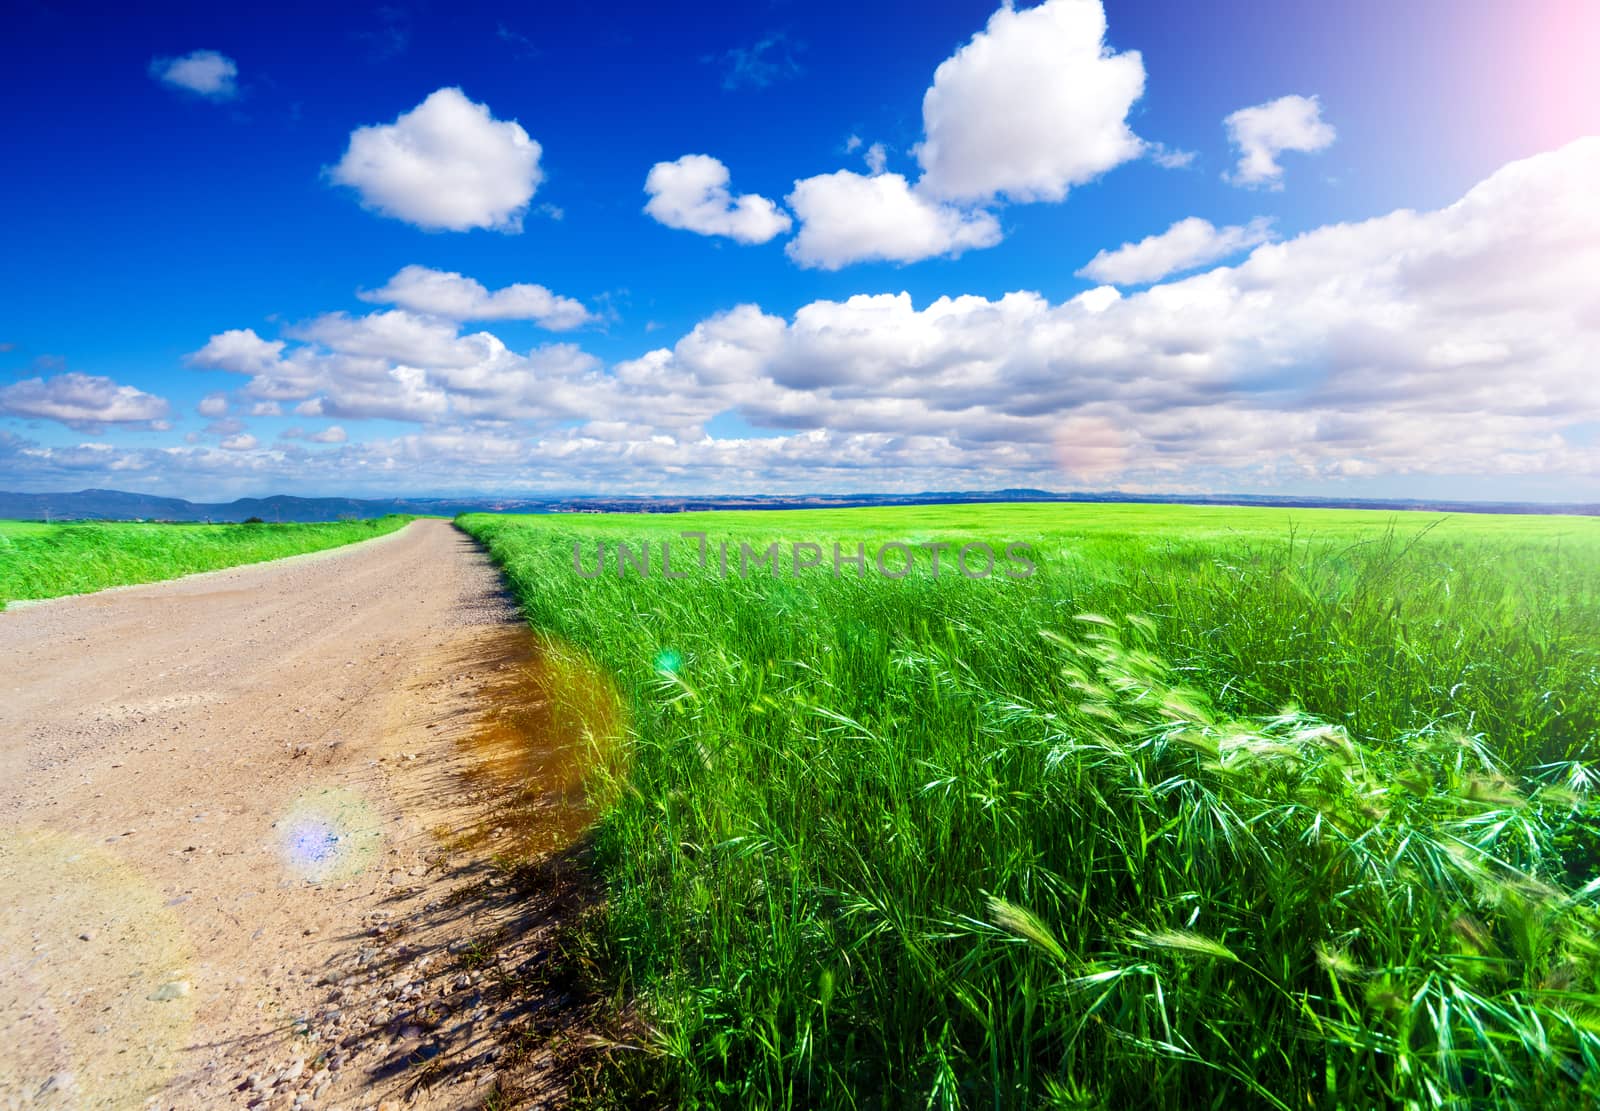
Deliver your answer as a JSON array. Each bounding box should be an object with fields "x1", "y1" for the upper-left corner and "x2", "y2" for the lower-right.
[{"x1": 1, "y1": 519, "x2": 563, "y2": 1109}]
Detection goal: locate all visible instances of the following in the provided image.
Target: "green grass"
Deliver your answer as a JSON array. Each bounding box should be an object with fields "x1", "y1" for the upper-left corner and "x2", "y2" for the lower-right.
[
  {"x1": 0, "y1": 519, "x2": 55, "y2": 539},
  {"x1": 0, "y1": 516, "x2": 413, "y2": 607},
  {"x1": 460, "y1": 503, "x2": 1600, "y2": 1109}
]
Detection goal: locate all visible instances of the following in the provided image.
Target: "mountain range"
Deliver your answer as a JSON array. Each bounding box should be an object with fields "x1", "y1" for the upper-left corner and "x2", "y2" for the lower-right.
[{"x1": 1, "y1": 488, "x2": 1596, "y2": 522}]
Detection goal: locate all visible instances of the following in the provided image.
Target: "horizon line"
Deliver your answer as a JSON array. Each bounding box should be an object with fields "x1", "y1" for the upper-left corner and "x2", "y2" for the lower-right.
[{"x1": 4, "y1": 485, "x2": 1597, "y2": 516}]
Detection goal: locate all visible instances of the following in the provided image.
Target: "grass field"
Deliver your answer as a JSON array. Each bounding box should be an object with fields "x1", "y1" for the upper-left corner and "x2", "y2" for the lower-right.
[
  {"x1": 0, "y1": 516, "x2": 412, "y2": 608},
  {"x1": 459, "y1": 504, "x2": 1600, "y2": 1109}
]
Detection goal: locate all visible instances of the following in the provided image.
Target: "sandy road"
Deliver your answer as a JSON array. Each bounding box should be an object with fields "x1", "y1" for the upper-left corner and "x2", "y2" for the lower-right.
[{"x1": 1, "y1": 519, "x2": 563, "y2": 1109}]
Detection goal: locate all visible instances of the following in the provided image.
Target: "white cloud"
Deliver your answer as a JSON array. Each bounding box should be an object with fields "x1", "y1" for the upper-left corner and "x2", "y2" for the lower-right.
[
  {"x1": 250, "y1": 401, "x2": 282, "y2": 416},
  {"x1": 785, "y1": 0, "x2": 1151, "y2": 266},
  {"x1": 328, "y1": 88, "x2": 543, "y2": 232},
  {"x1": 359, "y1": 265, "x2": 594, "y2": 329},
  {"x1": 219, "y1": 433, "x2": 258, "y2": 451},
  {"x1": 433, "y1": 343, "x2": 606, "y2": 422},
  {"x1": 197, "y1": 392, "x2": 229, "y2": 417},
  {"x1": 785, "y1": 171, "x2": 1001, "y2": 269},
  {"x1": 1077, "y1": 216, "x2": 1274, "y2": 284},
  {"x1": 187, "y1": 308, "x2": 614, "y2": 426},
  {"x1": 915, "y1": 0, "x2": 1146, "y2": 203},
  {"x1": 643, "y1": 154, "x2": 791, "y2": 244},
  {"x1": 636, "y1": 139, "x2": 1600, "y2": 485},
  {"x1": 668, "y1": 304, "x2": 787, "y2": 386},
  {"x1": 126, "y1": 139, "x2": 1599, "y2": 496},
  {"x1": 281, "y1": 425, "x2": 348, "y2": 444},
  {"x1": 1224, "y1": 94, "x2": 1336, "y2": 188},
  {"x1": 1147, "y1": 142, "x2": 1197, "y2": 169},
  {"x1": 289, "y1": 311, "x2": 483, "y2": 368},
  {"x1": 0, "y1": 373, "x2": 171, "y2": 431},
  {"x1": 205, "y1": 418, "x2": 246, "y2": 437},
  {"x1": 149, "y1": 50, "x2": 238, "y2": 101},
  {"x1": 188, "y1": 328, "x2": 285, "y2": 374},
  {"x1": 315, "y1": 366, "x2": 454, "y2": 424}
]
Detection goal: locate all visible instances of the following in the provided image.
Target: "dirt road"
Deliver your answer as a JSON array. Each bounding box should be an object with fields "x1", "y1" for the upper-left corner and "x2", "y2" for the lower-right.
[{"x1": 1, "y1": 519, "x2": 576, "y2": 1109}]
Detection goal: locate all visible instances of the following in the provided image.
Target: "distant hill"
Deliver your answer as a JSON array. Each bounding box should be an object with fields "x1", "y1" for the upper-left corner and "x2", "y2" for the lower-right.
[
  {"x1": 1, "y1": 487, "x2": 1596, "y2": 523},
  {"x1": 0, "y1": 489, "x2": 497, "y2": 522}
]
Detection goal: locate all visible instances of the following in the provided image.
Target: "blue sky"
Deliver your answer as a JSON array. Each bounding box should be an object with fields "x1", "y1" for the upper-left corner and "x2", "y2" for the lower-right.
[{"x1": 3, "y1": 0, "x2": 1598, "y2": 499}]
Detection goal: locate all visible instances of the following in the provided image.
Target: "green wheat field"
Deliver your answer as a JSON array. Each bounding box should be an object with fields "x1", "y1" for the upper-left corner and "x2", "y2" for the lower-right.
[
  {"x1": 459, "y1": 504, "x2": 1600, "y2": 1109},
  {"x1": 0, "y1": 516, "x2": 410, "y2": 608},
  {"x1": 4, "y1": 504, "x2": 1597, "y2": 1106}
]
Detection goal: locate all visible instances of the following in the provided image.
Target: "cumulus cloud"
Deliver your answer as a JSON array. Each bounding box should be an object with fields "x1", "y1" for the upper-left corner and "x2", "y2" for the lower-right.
[
  {"x1": 205, "y1": 418, "x2": 247, "y2": 438},
  {"x1": 149, "y1": 50, "x2": 238, "y2": 100},
  {"x1": 644, "y1": 155, "x2": 792, "y2": 244},
  {"x1": 359, "y1": 265, "x2": 594, "y2": 329},
  {"x1": 916, "y1": 0, "x2": 1146, "y2": 203},
  {"x1": 640, "y1": 139, "x2": 1600, "y2": 485},
  {"x1": 219, "y1": 433, "x2": 258, "y2": 451},
  {"x1": 279, "y1": 425, "x2": 347, "y2": 443},
  {"x1": 0, "y1": 373, "x2": 171, "y2": 432},
  {"x1": 188, "y1": 328, "x2": 285, "y2": 375},
  {"x1": 1077, "y1": 216, "x2": 1275, "y2": 284},
  {"x1": 785, "y1": 171, "x2": 1001, "y2": 269},
  {"x1": 197, "y1": 392, "x2": 230, "y2": 417},
  {"x1": 1224, "y1": 94, "x2": 1336, "y2": 188},
  {"x1": 782, "y1": 0, "x2": 1155, "y2": 267},
  {"x1": 186, "y1": 307, "x2": 613, "y2": 426},
  {"x1": 328, "y1": 88, "x2": 543, "y2": 232},
  {"x1": 118, "y1": 139, "x2": 1600, "y2": 495},
  {"x1": 289, "y1": 311, "x2": 482, "y2": 368}
]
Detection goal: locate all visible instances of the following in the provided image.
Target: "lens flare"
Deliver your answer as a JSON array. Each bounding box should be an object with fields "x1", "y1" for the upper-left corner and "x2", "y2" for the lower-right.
[
  {"x1": 0, "y1": 827, "x2": 196, "y2": 1107},
  {"x1": 654, "y1": 648, "x2": 683, "y2": 674},
  {"x1": 466, "y1": 632, "x2": 628, "y2": 851},
  {"x1": 276, "y1": 787, "x2": 381, "y2": 883},
  {"x1": 1053, "y1": 415, "x2": 1130, "y2": 483}
]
